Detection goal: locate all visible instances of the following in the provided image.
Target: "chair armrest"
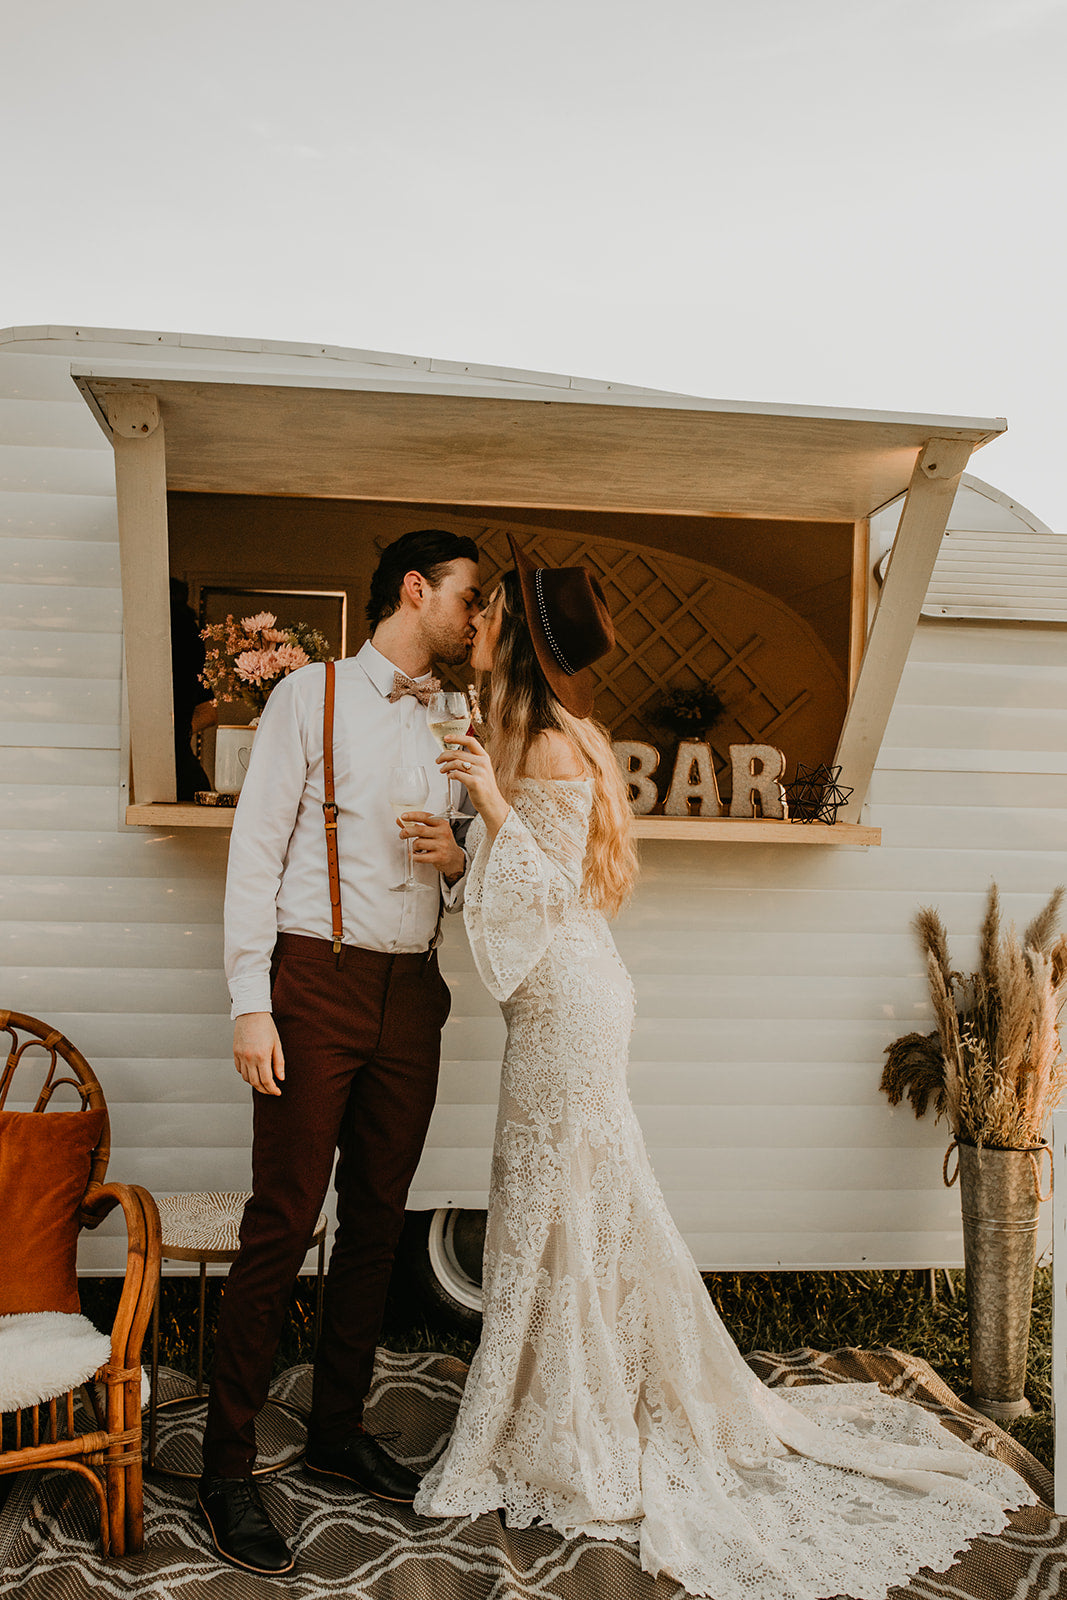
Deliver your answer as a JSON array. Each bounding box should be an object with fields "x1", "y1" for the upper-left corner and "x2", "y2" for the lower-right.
[{"x1": 81, "y1": 1183, "x2": 162, "y2": 1374}]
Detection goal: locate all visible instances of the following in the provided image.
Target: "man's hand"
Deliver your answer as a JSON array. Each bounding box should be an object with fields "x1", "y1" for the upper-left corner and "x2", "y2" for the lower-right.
[
  {"x1": 233, "y1": 1011, "x2": 285, "y2": 1096},
  {"x1": 398, "y1": 811, "x2": 466, "y2": 882}
]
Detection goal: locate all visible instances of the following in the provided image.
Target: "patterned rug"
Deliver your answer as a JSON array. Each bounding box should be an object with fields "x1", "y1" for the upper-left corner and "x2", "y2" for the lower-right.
[{"x1": 0, "y1": 1347, "x2": 1059, "y2": 1600}]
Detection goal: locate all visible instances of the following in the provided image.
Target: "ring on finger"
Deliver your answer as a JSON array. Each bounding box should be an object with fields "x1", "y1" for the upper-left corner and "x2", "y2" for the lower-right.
[{"x1": 462, "y1": 761, "x2": 472, "y2": 772}]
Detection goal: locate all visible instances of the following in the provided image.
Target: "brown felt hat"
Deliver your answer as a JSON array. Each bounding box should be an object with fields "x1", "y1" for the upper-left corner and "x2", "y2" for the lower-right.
[{"x1": 507, "y1": 532, "x2": 615, "y2": 719}]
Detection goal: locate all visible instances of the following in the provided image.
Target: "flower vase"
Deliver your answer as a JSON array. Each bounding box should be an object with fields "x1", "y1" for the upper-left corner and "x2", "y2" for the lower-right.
[
  {"x1": 213, "y1": 725, "x2": 256, "y2": 796},
  {"x1": 955, "y1": 1141, "x2": 1046, "y2": 1422}
]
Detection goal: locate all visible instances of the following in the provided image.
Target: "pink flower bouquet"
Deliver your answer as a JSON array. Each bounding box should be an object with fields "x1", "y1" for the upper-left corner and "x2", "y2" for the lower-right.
[{"x1": 200, "y1": 611, "x2": 331, "y2": 712}]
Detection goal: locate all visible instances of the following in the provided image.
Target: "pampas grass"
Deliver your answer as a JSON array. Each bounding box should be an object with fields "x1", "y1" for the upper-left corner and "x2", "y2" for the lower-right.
[
  {"x1": 881, "y1": 885, "x2": 1067, "y2": 1150},
  {"x1": 880, "y1": 1029, "x2": 946, "y2": 1120},
  {"x1": 1025, "y1": 887, "x2": 1064, "y2": 956}
]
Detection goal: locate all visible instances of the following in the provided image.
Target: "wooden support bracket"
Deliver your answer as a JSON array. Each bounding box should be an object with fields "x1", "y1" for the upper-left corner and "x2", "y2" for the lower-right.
[
  {"x1": 109, "y1": 393, "x2": 176, "y2": 805},
  {"x1": 918, "y1": 439, "x2": 973, "y2": 480},
  {"x1": 834, "y1": 437, "x2": 973, "y2": 820},
  {"x1": 105, "y1": 392, "x2": 161, "y2": 440}
]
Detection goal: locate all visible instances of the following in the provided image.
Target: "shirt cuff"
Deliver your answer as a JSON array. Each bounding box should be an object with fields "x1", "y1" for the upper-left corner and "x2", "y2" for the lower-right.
[
  {"x1": 229, "y1": 975, "x2": 273, "y2": 1020},
  {"x1": 441, "y1": 850, "x2": 468, "y2": 910}
]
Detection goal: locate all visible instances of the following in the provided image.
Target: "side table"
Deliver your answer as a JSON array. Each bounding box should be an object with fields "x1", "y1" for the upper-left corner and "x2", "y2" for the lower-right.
[{"x1": 147, "y1": 1190, "x2": 327, "y2": 1478}]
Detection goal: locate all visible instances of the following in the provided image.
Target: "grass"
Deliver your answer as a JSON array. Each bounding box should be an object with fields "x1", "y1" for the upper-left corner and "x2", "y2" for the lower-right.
[{"x1": 80, "y1": 1264, "x2": 1054, "y2": 1475}]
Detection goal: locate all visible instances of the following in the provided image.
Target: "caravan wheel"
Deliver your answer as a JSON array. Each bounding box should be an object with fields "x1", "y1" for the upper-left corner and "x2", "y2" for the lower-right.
[{"x1": 402, "y1": 1208, "x2": 486, "y2": 1335}]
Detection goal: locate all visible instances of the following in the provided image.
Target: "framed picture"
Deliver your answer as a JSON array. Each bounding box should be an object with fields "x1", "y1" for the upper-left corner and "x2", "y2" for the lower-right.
[{"x1": 194, "y1": 583, "x2": 348, "y2": 661}]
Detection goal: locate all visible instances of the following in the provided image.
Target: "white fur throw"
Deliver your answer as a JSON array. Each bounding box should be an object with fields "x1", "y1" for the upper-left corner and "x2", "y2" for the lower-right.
[{"x1": 0, "y1": 1312, "x2": 110, "y2": 1411}]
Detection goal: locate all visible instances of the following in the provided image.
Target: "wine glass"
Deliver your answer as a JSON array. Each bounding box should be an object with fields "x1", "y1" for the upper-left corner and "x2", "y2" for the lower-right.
[
  {"x1": 425, "y1": 690, "x2": 470, "y2": 821},
  {"x1": 387, "y1": 765, "x2": 432, "y2": 893}
]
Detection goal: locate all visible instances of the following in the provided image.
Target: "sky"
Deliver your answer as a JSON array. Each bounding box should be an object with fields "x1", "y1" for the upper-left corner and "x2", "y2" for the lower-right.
[{"x1": 4, "y1": 0, "x2": 1066, "y2": 528}]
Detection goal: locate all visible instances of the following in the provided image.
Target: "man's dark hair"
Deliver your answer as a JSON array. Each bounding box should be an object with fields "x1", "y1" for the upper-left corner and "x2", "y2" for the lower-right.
[{"x1": 366, "y1": 529, "x2": 480, "y2": 627}]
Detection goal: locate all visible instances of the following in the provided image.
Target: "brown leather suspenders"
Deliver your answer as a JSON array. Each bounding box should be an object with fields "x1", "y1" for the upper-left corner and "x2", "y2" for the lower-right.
[{"x1": 322, "y1": 660, "x2": 344, "y2": 956}]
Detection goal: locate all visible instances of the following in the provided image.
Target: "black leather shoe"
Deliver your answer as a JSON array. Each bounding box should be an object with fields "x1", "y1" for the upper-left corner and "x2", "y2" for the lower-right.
[
  {"x1": 197, "y1": 1474, "x2": 295, "y2": 1574},
  {"x1": 305, "y1": 1427, "x2": 421, "y2": 1502}
]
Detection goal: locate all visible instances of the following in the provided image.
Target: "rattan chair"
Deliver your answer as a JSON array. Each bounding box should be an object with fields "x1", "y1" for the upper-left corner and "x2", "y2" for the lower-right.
[{"x1": 0, "y1": 1010, "x2": 161, "y2": 1555}]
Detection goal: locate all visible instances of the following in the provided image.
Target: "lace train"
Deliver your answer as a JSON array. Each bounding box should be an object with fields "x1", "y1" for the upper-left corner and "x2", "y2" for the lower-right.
[{"x1": 413, "y1": 781, "x2": 1035, "y2": 1599}]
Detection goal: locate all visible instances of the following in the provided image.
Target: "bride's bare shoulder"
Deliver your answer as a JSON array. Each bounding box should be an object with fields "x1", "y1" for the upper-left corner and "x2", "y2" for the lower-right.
[{"x1": 522, "y1": 729, "x2": 586, "y2": 781}]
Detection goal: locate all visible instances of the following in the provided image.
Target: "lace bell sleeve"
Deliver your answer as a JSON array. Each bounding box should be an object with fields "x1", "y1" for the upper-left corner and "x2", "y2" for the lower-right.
[{"x1": 463, "y1": 781, "x2": 590, "y2": 1001}]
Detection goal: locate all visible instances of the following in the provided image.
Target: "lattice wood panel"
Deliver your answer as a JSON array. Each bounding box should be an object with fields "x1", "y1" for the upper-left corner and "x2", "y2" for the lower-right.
[{"x1": 442, "y1": 521, "x2": 847, "y2": 785}]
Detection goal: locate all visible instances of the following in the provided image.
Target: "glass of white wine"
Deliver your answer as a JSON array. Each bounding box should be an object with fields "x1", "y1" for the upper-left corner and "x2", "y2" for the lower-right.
[
  {"x1": 387, "y1": 765, "x2": 432, "y2": 893},
  {"x1": 426, "y1": 690, "x2": 470, "y2": 821}
]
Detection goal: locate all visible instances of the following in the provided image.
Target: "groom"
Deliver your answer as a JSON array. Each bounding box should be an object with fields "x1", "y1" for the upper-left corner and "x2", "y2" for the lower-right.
[{"x1": 198, "y1": 528, "x2": 481, "y2": 1575}]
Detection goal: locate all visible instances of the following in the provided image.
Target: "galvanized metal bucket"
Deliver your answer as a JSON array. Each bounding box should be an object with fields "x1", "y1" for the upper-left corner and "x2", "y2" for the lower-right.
[{"x1": 955, "y1": 1141, "x2": 1046, "y2": 1423}]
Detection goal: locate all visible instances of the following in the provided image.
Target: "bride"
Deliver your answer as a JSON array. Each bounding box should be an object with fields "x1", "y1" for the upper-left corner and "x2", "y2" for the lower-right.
[{"x1": 412, "y1": 533, "x2": 1035, "y2": 1600}]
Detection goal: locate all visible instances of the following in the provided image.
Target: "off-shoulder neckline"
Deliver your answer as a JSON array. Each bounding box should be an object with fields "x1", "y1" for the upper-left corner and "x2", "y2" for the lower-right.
[{"x1": 515, "y1": 776, "x2": 592, "y2": 787}]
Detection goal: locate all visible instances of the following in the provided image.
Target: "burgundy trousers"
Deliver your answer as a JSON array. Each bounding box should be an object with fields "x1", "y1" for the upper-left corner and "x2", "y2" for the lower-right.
[{"x1": 202, "y1": 933, "x2": 450, "y2": 1478}]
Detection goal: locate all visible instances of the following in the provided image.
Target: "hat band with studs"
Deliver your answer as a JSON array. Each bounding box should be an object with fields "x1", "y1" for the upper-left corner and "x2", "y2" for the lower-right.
[{"x1": 533, "y1": 567, "x2": 577, "y2": 676}]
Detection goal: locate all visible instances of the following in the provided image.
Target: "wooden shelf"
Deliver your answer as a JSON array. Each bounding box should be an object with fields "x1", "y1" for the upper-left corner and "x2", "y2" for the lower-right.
[
  {"x1": 126, "y1": 804, "x2": 879, "y2": 846},
  {"x1": 125, "y1": 803, "x2": 237, "y2": 828},
  {"x1": 633, "y1": 817, "x2": 880, "y2": 845}
]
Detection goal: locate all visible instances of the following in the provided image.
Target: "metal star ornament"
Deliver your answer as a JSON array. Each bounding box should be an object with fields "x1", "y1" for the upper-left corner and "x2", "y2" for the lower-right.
[{"x1": 784, "y1": 763, "x2": 854, "y2": 824}]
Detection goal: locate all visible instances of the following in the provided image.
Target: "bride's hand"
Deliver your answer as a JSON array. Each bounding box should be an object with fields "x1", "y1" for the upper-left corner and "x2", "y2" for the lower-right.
[{"x1": 438, "y1": 734, "x2": 510, "y2": 837}]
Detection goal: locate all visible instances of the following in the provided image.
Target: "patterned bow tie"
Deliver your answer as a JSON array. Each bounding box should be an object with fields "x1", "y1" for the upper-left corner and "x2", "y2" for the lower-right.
[{"x1": 388, "y1": 672, "x2": 441, "y2": 705}]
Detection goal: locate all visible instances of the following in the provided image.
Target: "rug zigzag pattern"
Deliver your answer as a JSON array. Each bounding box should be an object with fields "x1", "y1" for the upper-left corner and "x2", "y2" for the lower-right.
[{"x1": 0, "y1": 1348, "x2": 1061, "y2": 1600}]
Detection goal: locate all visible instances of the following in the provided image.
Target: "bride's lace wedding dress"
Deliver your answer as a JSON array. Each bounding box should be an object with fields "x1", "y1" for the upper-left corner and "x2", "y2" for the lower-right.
[{"x1": 413, "y1": 780, "x2": 1035, "y2": 1599}]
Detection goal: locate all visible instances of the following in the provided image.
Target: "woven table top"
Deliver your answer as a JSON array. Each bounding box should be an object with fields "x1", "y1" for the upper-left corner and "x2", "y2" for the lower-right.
[{"x1": 156, "y1": 1191, "x2": 328, "y2": 1262}]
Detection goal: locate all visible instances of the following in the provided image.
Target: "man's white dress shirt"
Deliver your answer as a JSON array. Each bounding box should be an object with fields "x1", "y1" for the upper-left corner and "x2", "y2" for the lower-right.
[{"x1": 225, "y1": 641, "x2": 466, "y2": 1019}]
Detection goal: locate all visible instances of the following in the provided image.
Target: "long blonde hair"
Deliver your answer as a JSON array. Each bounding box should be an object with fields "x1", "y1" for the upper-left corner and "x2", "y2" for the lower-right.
[{"x1": 479, "y1": 572, "x2": 638, "y2": 916}]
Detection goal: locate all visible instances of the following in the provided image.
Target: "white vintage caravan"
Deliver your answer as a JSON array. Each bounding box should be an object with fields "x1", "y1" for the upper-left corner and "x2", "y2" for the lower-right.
[{"x1": 3, "y1": 325, "x2": 1065, "y2": 1317}]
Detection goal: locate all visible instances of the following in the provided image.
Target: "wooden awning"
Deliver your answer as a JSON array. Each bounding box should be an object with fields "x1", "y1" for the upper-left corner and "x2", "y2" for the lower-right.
[{"x1": 72, "y1": 358, "x2": 1003, "y2": 522}]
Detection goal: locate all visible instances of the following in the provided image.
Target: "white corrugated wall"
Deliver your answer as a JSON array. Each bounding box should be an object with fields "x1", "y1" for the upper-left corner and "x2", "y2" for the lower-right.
[
  {"x1": 1, "y1": 336, "x2": 239, "y2": 1270},
  {"x1": 2, "y1": 331, "x2": 1064, "y2": 1271}
]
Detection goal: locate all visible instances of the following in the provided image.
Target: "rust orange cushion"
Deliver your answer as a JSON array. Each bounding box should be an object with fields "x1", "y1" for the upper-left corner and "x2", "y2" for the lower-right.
[{"x1": 0, "y1": 1110, "x2": 107, "y2": 1315}]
